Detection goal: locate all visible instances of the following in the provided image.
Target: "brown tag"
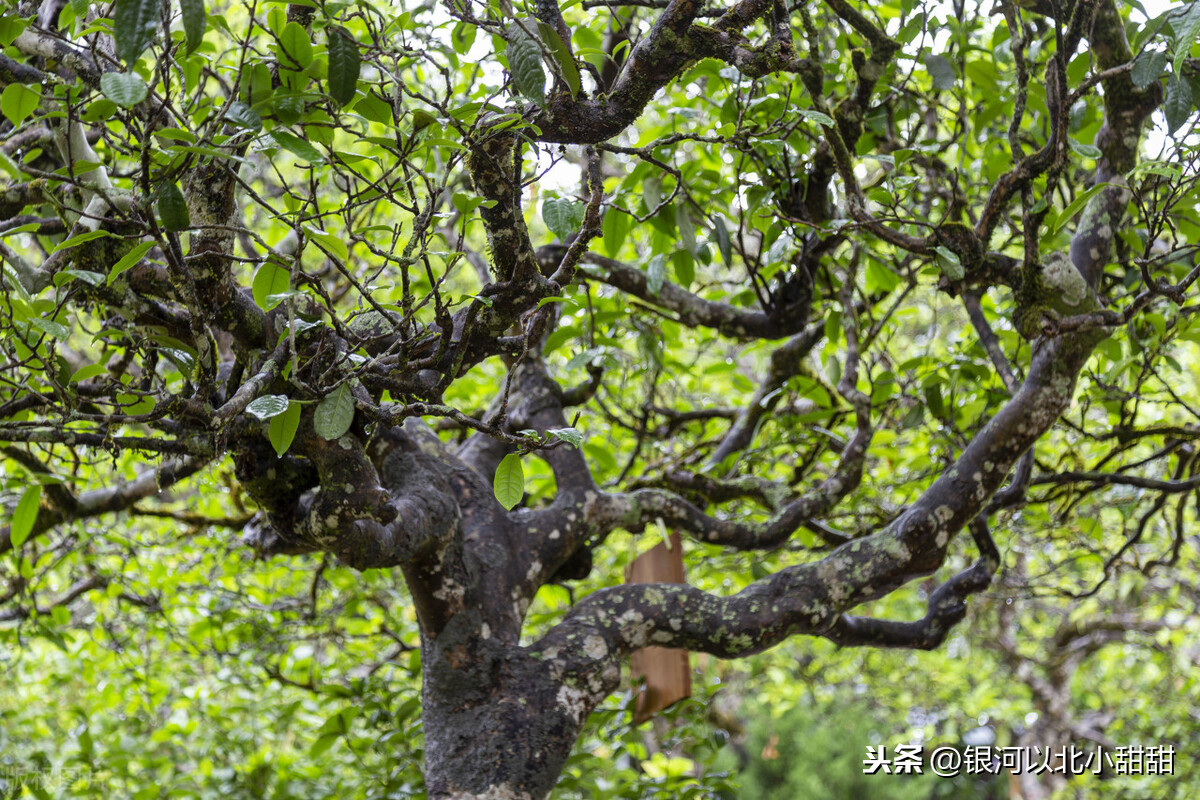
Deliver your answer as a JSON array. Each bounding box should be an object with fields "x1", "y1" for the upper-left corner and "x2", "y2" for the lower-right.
[{"x1": 626, "y1": 531, "x2": 690, "y2": 724}]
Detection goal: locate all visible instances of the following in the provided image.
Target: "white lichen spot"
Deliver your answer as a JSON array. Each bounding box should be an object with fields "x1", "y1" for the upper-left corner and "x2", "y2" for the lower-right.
[
  {"x1": 1041, "y1": 252, "x2": 1087, "y2": 307},
  {"x1": 556, "y1": 684, "x2": 591, "y2": 724},
  {"x1": 526, "y1": 560, "x2": 542, "y2": 583},
  {"x1": 816, "y1": 560, "x2": 850, "y2": 602},
  {"x1": 433, "y1": 579, "x2": 465, "y2": 604},
  {"x1": 583, "y1": 634, "x2": 608, "y2": 659},
  {"x1": 884, "y1": 534, "x2": 911, "y2": 562},
  {"x1": 669, "y1": 618, "x2": 682, "y2": 631},
  {"x1": 617, "y1": 608, "x2": 645, "y2": 627},
  {"x1": 549, "y1": 529, "x2": 561, "y2": 540},
  {"x1": 480, "y1": 623, "x2": 491, "y2": 640},
  {"x1": 615, "y1": 608, "x2": 653, "y2": 648},
  {"x1": 934, "y1": 505, "x2": 954, "y2": 524}
]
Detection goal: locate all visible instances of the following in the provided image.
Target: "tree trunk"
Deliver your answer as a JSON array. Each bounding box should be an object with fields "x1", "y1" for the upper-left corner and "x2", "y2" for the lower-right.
[{"x1": 421, "y1": 641, "x2": 589, "y2": 800}]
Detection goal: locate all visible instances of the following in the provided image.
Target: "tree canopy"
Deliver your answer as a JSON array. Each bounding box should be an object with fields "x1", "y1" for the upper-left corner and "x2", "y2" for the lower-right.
[{"x1": 1, "y1": 0, "x2": 1199, "y2": 797}]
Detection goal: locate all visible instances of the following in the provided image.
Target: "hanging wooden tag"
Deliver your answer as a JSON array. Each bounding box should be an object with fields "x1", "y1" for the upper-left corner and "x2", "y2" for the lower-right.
[{"x1": 626, "y1": 531, "x2": 691, "y2": 725}]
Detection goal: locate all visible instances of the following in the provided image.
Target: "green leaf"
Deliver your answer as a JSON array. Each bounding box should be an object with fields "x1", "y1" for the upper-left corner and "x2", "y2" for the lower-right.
[
  {"x1": 113, "y1": 0, "x2": 160, "y2": 64},
  {"x1": 116, "y1": 391, "x2": 154, "y2": 415},
  {"x1": 410, "y1": 109, "x2": 437, "y2": 132},
  {"x1": 278, "y1": 21, "x2": 314, "y2": 69},
  {"x1": 1131, "y1": 49, "x2": 1167, "y2": 91},
  {"x1": 865, "y1": 261, "x2": 900, "y2": 293},
  {"x1": 1051, "y1": 183, "x2": 1108, "y2": 236},
  {"x1": 70, "y1": 363, "x2": 108, "y2": 383},
  {"x1": 310, "y1": 734, "x2": 340, "y2": 758},
  {"x1": 252, "y1": 260, "x2": 291, "y2": 310},
  {"x1": 159, "y1": 347, "x2": 194, "y2": 376},
  {"x1": 675, "y1": 203, "x2": 696, "y2": 253},
  {"x1": 1134, "y1": 9, "x2": 1173, "y2": 52},
  {"x1": 0, "y1": 17, "x2": 29, "y2": 48},
  {"x1": 548, "y1": 427, "x2": 584, "y2": 448},
  {"x1": 273, "y1": 95, "x2": 305, "y2": 126},
  {"x1": 643, "y1": 177, "x2": 662, "y2": 211},
  {"x1": 0, "y1": 222, "x2": 39, "y2": 237},
  {"x1": 10, "y1": 484, "x2": 41, "y2": 548},
  {"x1": 534, "y1": 20, "x2": 580, "y2": 96},
  {"x1": 646, "y1": 253, "x2": 666, "y2": 296},
  {"x1": 180, "y1": 0, "x2": 206, "y2": 54},
  {"x1": 314, "y1": 383, "x2": 355, "y2": 440},
  {"x1": 1, "y1": 84, "x2": 40, "y2": 126},
  {"x1": 266, "y1": 290, "x2": 305, "y2": 306},
  {"x1": 711, "y1": 215, "x2": 732, "y2": 266},
  {"x1": 924, "y1": 53, "x2": 956, "y2": 90},
  {"x1": 156, "y1": 182, "x2": 191, "y2": 231},
  {"x1": 799, "y1": 109, "x2": 835, "y2": 127},
  {"x1": 1164, "y1": 75, "x2": 1192, "y2": 134},
  {"x1": 505, "y1": 21, "x2": 546, "y2": 107},
  {"x1": 100, "y1": 72, "x2": 148, "y2": 108},
  {"x1": 493, "y1": 453, "x2": 524, "y2": 510},
  {"x1": 924, "y1": 380, "x2": 945, "y2": 418},
  {"x1": 224, "y1": 101, "x2": 262, "y2": 131},
  {"x1": 1174, "y1": 1, "x2": 1200, "y2": 77},
  {"x1": 53, "y1": 269, "x2": 105, "y2": 288},
  {"x1": 542, "y1": 197, "x2": 584, "y2": 241},
  {"x1": 53, "y1": 230, "x2": 113, "y2": 253},
  {"x1": 28, "y1": 317, "x2": 69, "y2": 339},
  {"x1": 933, "y1": 246, "x2": 964, "y2": 281},
  {"x1": 452, "y1": 20, "x2": 477, "y2": 55},
  {"x1": 824, "y1": 354, "x2": 842, "y2": 386},
  {"x1": 269, "y1": 400, "x2": 301, "y2": 456},
  {"x1": 1067, "y1": 138, "x2": 1101, "y2": 159},
  {"x1": 246, "y1": 394, "x2": 290, "y2": 420},
  {"x1": 271, "y1": 130, "x2": 324, "y2": 164},
  {"x1": 302, "y1": 223, "x2": 349, "y2": 262},
  {"x1": 326, "y1": 26, "x2": 361, "y2": 107},
  {"x1": 108, "y1": 241, "x2": 156, "y2": 284},
  {"x1": 673, "y1": 248, "x2": 694, "y2": 288},
  {"x1": 602, "y1": 209, "x2": 629, "y2": 256}
]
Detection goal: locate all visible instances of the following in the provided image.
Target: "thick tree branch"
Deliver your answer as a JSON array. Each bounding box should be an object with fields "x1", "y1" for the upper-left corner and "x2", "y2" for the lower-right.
[
  {"x1": 709, "y1": 320, "x2": 825, "y2": 465},
  {"x1": 0, "y1": 457, "x2": 208, "y2": 556},
  {"x1": 532, "y1": 0, "x2": 796, "y2": 143},
  {"x1": 537, "y1": 298, "x2": 1110, "y2": 689},
  {"x1": 825, "y1": 517, "x2": 1000, "y2": 649},
  {"x1": 581, "y1": 253, "x2": 812, "y2": 340}
]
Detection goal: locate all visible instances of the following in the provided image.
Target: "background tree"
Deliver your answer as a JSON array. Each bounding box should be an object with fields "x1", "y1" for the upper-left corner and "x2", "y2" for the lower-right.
[{"x1": 1, "y1": 0, "x2": 1198, "y2": 798}]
